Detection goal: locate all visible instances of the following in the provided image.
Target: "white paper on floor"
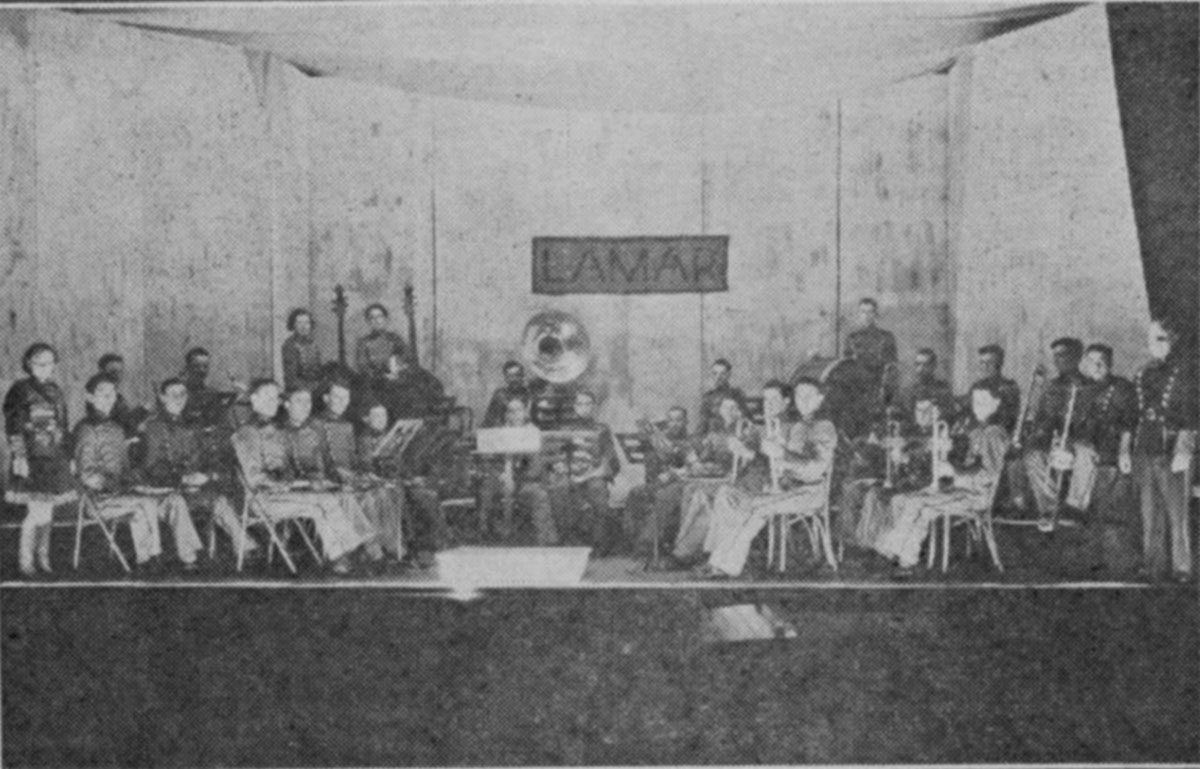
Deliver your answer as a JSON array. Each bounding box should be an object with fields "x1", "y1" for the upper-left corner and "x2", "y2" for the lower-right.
[{"x1": 701, "y1": 603, "x2": 799, "y2": 643}]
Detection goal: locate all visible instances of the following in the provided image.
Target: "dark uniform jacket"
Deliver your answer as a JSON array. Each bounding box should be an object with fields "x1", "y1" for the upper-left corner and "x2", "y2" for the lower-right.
[
  {"x1": 318, "y1": 413, "x2": 358, "y2": 476},
  {"x1": 3, "y1": 377, "x2": 73, "y2": 494},
  {"x1": 282, "y1": 334, "x2": 324, "y2": 393},
  {"x1": 1133, "y1": 356, "x2": 1197, "y2": 457},
  {"x1": 283, "y1": 419, "x2": 331, "y2": 482},
  {"x1": 643, "y1": 427, "x2": 694, "y2": 483},
  {"x1": 556, "y1": 417, "x2": 619, "y2": 480},
  {"x1": 355, "y1": 330, "x2": 407, "y2": 380},
  {"x1": 140, "y1": 408, "x2": 203, "y2": 486},
  {"x1": 895, "y1": 377, "x2": 956, "y2": 435},
  {"x1": 846, "y1": 326, "x2": 898, "y2": 381},
  {"x1": 699, "y1": 384, "x2": 747, "y2": 435},
  {"x1": 233, "y1": 419, "x2": 296, "y2": 488},
  {"x1": 1075, "y1": 375, "x2": 1137, "y2": 465},
  {"x1": 73, "y1": 415, "x2": 134, "y2": 493},
  {"x1": 1026, "y1": 371, "x2": 1089, "y2": 452},
  {"x1": 374, "y1": 367, "x2": 446, "y2": 420},
  {"x1": 964, "y1": 375, "x2": 1021, "y2": 433},
  {"x1": 483, "y1": 384, "x2": 534, "y2": 428}
]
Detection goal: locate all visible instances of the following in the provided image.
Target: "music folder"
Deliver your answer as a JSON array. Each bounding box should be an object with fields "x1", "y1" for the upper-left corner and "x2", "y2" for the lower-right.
[{"x1": 474, "y1": 426, "x2": 543, "y2": 455}]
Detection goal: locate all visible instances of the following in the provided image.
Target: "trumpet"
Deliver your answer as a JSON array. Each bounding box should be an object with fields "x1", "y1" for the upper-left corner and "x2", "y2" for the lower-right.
[
  {"x1": 1043, "y1": 382, "x2": 1079, "y2": 532},
  {"x1": 928, "y1": 407, "x2": 953, "y2": 491}
]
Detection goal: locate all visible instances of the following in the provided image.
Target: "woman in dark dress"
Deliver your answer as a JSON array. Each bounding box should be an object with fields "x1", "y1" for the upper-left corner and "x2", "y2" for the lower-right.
[{"x1": 3, "y1": 343, "x2": 77, "y2": 576}]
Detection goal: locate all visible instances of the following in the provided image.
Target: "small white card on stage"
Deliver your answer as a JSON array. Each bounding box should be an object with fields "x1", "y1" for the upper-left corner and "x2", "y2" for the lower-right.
[{"x1": 475, "y1": 426, "x2": 543, "y2": 455}]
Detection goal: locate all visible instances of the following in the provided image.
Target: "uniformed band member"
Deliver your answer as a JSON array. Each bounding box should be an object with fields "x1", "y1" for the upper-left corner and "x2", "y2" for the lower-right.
[
  {"x1": 319, "y1": 379, "x2": 405, "y2": 563},
  {"x1": 476, "y1": 396, "x2": 556, "y2": 543},
  {"x1": 671, "y1": 396, "x2": 748, "y2": 564},
  {"x1": 95, "y1": 353, "x2": 145, "y2": 438},
  {"x1": 4, "y1": 343, "x2": 77, "y2": 576},
  {"x1": 845, "y1": 298, "x2": 898, "y2": 398},
  {"x1": 870, "y1": 383, "x2": 1009, "y2": 570},
  {"x1": 699, "y1": 359, "x2": 747, "y2": 435},
  {"x1": 699, "y1": 378, "x2": 837, "y2": 578},
  {"x1": 546, "y1": 390, "x2": 620, "y2": 552},
  {"x1": 75, "y1": 374, "x2": 205, "y2": 570},
  {"x1": 372, "y1": 351, "x2": 446, "y2": 421},
  {"x1": 355, "y1": 303, "x2": 408, "y2": 382},
  {"x1": 624, "y1": 406, "x2": 693, "y2": 559},
  {"x1": 1131, "y1": 319, "x2": 1196, "y2": 583},
  {"x1": 894, "y1": 348, "x2": 955, "y2": 436},
  {"x1": 1018, "y1": 336, "x2": 1088, "y2": 523},
  {"x1": 482, "y1": 360, "x2": 539, "y2": 428},
  {"x1": 232, "y1": 380, "x2": 375, "y2": 573},
  {"x1": 281, "y1": 308, "x2": 324, "y2": 395},
  {"x1": 140, "y1": 377, "x2": 255, "y2": 558},
  {"x1": 965, "y1": 344, "x2": 1021, "y2": 433},
  {"x1": 1070, "y1": 344, "x2": 1138, "y2": 572}
]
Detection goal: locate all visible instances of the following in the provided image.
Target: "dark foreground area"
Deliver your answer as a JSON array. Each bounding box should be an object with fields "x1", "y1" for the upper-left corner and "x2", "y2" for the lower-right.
[{"x1": 2, "y1": 586, "x2": 1197, "y2": 766}]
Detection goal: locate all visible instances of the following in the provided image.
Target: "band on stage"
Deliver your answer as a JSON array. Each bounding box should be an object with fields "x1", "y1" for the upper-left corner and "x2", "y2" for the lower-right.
[{"x1": 3, "y1": 292, "x2": 1195, "y2": 583}]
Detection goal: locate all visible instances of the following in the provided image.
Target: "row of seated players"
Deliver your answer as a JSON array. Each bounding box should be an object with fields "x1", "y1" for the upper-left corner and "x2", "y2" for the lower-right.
[
  {"x1": 613, "y1": 320, "x2": 1196, "y2": 581},
  {"x1": 4, "y1": 313, "x2": 1196, "y2": 581}
]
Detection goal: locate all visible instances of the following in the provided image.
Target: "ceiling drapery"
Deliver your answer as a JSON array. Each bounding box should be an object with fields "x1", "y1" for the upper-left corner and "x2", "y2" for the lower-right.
[{"x1": 78, "y1": 3, "x2": 1083, "y2": 112}]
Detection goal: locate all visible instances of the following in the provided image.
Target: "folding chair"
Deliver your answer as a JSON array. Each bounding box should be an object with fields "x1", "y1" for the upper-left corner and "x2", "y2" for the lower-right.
[
  {"x1": 233, "y1": 469, "x2": 323, "y2": 574},
  {"x1": 766, "y1": 471, "x2": 838, "y2": 573},
  {"x1": 74, "y1": 490, "x2": 135, "y2": 573},
  {"x1": 924, "y1": 477, "x2": 1004, "y2": 573}
]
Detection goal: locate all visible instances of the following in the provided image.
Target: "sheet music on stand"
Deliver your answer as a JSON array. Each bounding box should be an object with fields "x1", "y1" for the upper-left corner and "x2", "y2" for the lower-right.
[{"x1": 371, "y1": 418, "x2": 425, "y2": 461}]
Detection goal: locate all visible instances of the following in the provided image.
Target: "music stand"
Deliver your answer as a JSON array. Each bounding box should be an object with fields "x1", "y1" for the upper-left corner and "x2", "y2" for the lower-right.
[
  {"x1": 475, "y1": 427, "x2": 543, "y2": 537},
  {"x1": 370, "y1": 418, "x2": 424, "y2": 466}
]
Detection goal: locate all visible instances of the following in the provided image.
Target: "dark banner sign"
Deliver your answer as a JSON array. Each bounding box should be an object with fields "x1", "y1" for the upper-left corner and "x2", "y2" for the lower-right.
[{"x1": 532, "y1": 236, "x2": 729, "y2": 295}]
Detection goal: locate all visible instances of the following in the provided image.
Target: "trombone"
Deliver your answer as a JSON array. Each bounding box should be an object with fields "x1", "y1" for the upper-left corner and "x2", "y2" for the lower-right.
[{"x1": 1012, "y1": 364, "x2": 1048, "y2": 453}]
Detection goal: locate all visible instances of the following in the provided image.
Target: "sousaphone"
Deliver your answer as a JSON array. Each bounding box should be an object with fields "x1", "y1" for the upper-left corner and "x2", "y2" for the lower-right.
[{"x1": 522, "y1": 310, "x2": 591, "y2": 384}]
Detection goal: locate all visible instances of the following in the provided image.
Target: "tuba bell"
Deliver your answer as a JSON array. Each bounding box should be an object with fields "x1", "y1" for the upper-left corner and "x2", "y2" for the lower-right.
[{"x1": 522, "y1": 310, "x2": 591, "y2": 384}]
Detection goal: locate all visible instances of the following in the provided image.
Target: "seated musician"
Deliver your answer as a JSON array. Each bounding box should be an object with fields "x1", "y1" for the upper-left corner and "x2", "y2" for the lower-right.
[
  {"x1": 140, "y1": 377, "x2": 256, "y2": 558},
  {"x1": 355, "y1": 303, "x2": 408, "y2": 383},
  {"x1": 1069, "y1": 344, "x2": 1138, "y2": 573},
  {"x1": 482, "y1": 360, "x2": 538, "y2": 428},
  {"x1": 96, "y1": 353, "x2": 146, "y2": 438},
  {"x1": 624, "y1": 406, "x2": 694, "y2": 559},
  {"x1": 74, "y1": 374, "x2": 204, "y2": 571},
  {"x1": 871, "y1": 383, "x2": 1009, "y2": 570},
  {"x1": 232, "y1": 380, "x2": 374, "y2": 574},
  {"x1": 282, "y1": 308, "x2": 324, "y2": 396},
  {"x1": 357, "y1": 401, "x2": 444, "y2": 569},
  {"x1": 672, "y1": 396, "x2": 749, "y2": 565},
  {"x1": 699, "y1": 359, "x2": 747, "y2": 435},
  {"x1": 962, "y1": 344, "x2": 1021, "y2": 433},
  {"x1": 374, "y1": 351, "x2": 446, "y2": 421},
  {"x1": 477, "y1": 396, "x2": 556, "y2": 544},
  {"x1": 1016, "y1": 337, "x2": 1088, "y2": 525},
  {"x1": 698, "y1": 378, "x2": 837, "y2": 578},
  {"x1": 895, "y1": 348, "x2": 955, "y2": 434},
  {"x1": 319, "y1": 380, "x2": 404, "y2": 563},
  {"x1": 545, "y1": 390, "x2": 620, "y2": 553}
]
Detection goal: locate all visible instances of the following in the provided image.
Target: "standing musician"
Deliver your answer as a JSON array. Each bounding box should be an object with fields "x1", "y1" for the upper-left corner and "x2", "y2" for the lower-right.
[
  {"x1": 4, "y1": 343, "x2": 77, "y2": 577},
  {"x1": 1068, "y1": 344, "x2": 1138, "y2": 573},
  {"x1": 699, "y1": 359, "x2": 747, "y2": 435},
  {"x1": 845, "y1": 297, "x2": 898, "y2": 403},
  {"x1": 355, "y1": 303, "x2": 408, "y2": 383},
  {"x1": 963, "y1": 344, "x2": 1021, "y2": 433},
  {"x1": 624, "y1": 406, "x2": 694, "y2": 560},
  {"x1": 671, "y1": 396, "x2": 750, "y2": 565},
  {"x1": 476, "y1": 396, "x2": 557, "y2": 544},
  {"x1": 319, "y1": 379, "x2": 404, "y2": 564},
  {"x1": 281, "y1": 308, "x2": 324, "y2": 396},
  {"x1": 545, "y1": 390, "x2": 620, "y2": 553},
  {"x1": 180, "y1": 347, "x2": 219, "y2": 424},
  {"x1": 698, "y1": 378, "x2": 837, "y2": 578},
  {"x1": 871, "y1": 383, "x2": 1009, "y2": 571},
  {"x1": 1017, "y1": 337, "x2": 1088, "y2": 522},
  {"x1": 1131, "y1": 319, "x2": 1196, "y2": 583},
  {"x1": 482, "y1": 360, "x2": 539, "y2": 428}
]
